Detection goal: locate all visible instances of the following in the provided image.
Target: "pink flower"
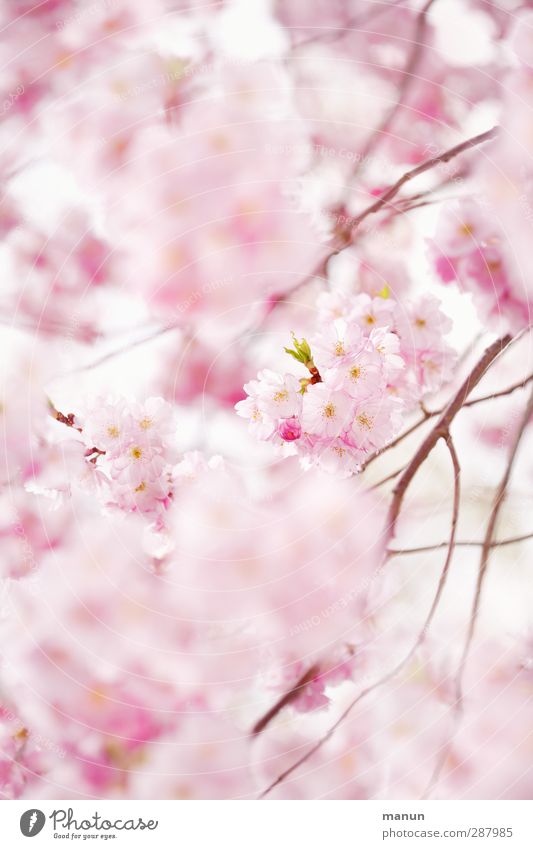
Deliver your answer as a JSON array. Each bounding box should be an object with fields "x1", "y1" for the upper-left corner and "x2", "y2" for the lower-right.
[
  {"x1": 433, "y1": 198, "x2": 493, "y2": 258},
  {"x1": 311, "y1": 321, "x2": 363, "y2": 369},
  {"x1": 396, "y1": 293, "x2": 453, "y2": 350},
  {"x1": 348, "y1": 395, "x2": 401, "y2": 451},
  {"x1": 277, "y1": 416, "x2": 302, "y2": 441},
  {"x1": 331, "y1": 346, "x2": 383, "y2": 398},
  {"x1": 253, "y1": 370, "x2": 302, "y2": 419},
  {"x1": 301, "y1": 383, "x2": 355, "y2": 439},
  {"x1": 314, "y1": 438, "x2": 364, "y2": 477},
  {"x1": 235, "y1": 388, "x2": 276, "y2": 441},
  {"x1": 350, "y1": 293, "x2": 396, "y2": 331}
]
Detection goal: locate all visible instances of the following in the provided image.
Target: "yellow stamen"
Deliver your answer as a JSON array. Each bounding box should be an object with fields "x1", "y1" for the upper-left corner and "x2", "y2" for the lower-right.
[
  {"x1": 357, "y1": 413, "x2": 373, "y2": 430},
  {"x1": 323, "y1": 403, "x2": 336, "y2": 418}
]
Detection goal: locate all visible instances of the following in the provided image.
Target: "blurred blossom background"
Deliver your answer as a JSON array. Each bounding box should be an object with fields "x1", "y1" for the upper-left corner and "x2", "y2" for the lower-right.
[{"x1": 0, "y1": 0, "x2": 533, "y2": 801}]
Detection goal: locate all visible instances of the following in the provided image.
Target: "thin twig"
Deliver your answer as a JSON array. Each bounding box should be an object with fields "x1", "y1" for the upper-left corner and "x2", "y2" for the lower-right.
[
  {"x1": 248, "y1": 127, "x2": 500, "y2": 338},
  {"x1": 60, "y1": 321, "x2": 184, "y2": 376},
  {"x1": 368, "y1": 464, "x2": 407, "y2": 490},
  {"x1": 290, "y1": 0, "x2": 405, "y2": 51},
  {"x1": 350, "y1": 0, "x2": 437, "y2": 182},
  {"x1": 362, "y1": 367, "x2": 533, "y2": 474},
  {"x1": 424, "y1": 382, "x2": 533, "y2": 797},
  {"x1": 250, "y1": 664, "x2": 320, "y2": 737},
  {"x1": 346, "y1": 126, "x2": 498, "y2": 237},
  {"x1": 388, "y1": 530, "x2": 533, "y2": 556},
  {"x1": 385, "y1": 334, "x2": 512, "y2": 545},
  {"x1": 257, "y1": 434, "x2": 462, "y2": 799},
  {"x1": 456, "y1": 383, "x2": 533, "y2": 704}
]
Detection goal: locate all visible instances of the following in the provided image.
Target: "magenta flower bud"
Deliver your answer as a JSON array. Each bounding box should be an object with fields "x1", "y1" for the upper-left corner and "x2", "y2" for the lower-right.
[{"x1": 278, "y1": 416, "x2": 301, "y2": 441}]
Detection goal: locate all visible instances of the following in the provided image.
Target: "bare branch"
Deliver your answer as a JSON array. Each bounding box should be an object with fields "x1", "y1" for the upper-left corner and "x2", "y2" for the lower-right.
[
  {"x1": 350, "y1": 0, "x2": 437, "y2": 182},
  {"x1": 250, "y1": 664, "x2": 320, "y2": 737},
  {"x1": 425, "y1": 382, "x2": 533, "y2": 797},
  {"x1": 346, "y1": 126, "x2": 499, "y2": 237},
  {"x1": 385, "y1": 334, "x2": 512, "y2": 545},
  {"x1": 252, "y1": 127, "x2": 500, "y2": 333},
  {"x1": 389, "y1": 530, "x2": 533, "y2": 556},
  {"x1": 257, "y1": 434, "x2": 462, "y2": 799},
  {"x1": 362, "y1": 368, "x2": 533, "y2": 474},
  {"x1": 455, "y1": 383, "x2": 533, "y2": 705}
]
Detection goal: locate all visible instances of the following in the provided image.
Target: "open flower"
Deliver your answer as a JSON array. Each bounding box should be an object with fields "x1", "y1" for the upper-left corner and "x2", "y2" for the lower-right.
[
  {"x1": 301, "y1": 383, "x2": 354, "y2": 439},
  {"x1": 311, "y1": 321, "x2": 363, "y2": 369}
]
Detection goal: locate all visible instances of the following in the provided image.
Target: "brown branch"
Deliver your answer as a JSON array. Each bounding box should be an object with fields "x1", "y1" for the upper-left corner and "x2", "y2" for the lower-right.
[
  {"x1": 363, "y1": 367, "x2": 533, "y2": 473},
  {"x1": 462, "y1": 371, "x2": 533, "y2": 408},
  {"x1": 350, "y1": 0, "x2": 437, "y2": 182},
  {"x1": 346, "y1": 126, "x2": 498, "y2": 237},
  {"x1": 385, "y1": 334, "x2": 512, "y2": 544},
  {"x1": 455, "y1": 382, "x2": 533, "y2": 705},
  {"x1": 424, "y1": 382, "x2": 533, "y2": 797},
  {"x1": 60, "y1": 320, "x2": 184, "y2": 376},
  {"x1": 251, "y1": 664, "x2": 320, "y2": 737},
  {"x1": 389, "y1": 530, "x2": 533, "y2": 556},
  {"x1": 257, "y1": 434, "x2": 461, "y2": 799},
  {"x1": 368, "y1": 464, "x2": 407, "y2": 490},
  {"x1": 254, "y1": 126, "x2": 499, "y2": 335}
]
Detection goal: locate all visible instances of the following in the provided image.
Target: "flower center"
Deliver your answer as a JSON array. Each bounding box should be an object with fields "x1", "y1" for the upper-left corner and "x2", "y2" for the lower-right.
[
  {"x1": 365, "y1": 314, "x2": 375, "y2": 325},
  {"x1": 357, "y1": 413, "x2": 373, "y2": 430},
  {"x1": 350, "y1": 366, "x2": 362, "y2": 381},
  {"x1": 107, "y1": 425, "x2": 119, "y2": 438},
  {"x1": 135, "y1": 481, "x2": 146, "y2": 492},
  {"x1": 130, "y1": 446, "x2": 143, "y2": 460},
  {"x1": 273, "y1": 390, "x2": 289, "y2": 403},
  {"x1": 323, "y1": 402, "x2": 336, "y2": 418},
  {"x1": 415, "y1": 318, "x2": 426, "y2": 328},
  {"x1": 139, "y1": 417, "x2": 152, "y2": 430},
  {"x1": 334, "y1": 341, "x2": 345, "y2": 356}
]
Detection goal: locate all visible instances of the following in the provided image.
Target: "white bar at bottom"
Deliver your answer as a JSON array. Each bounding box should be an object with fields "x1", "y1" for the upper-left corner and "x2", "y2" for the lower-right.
[{"x1": 1, "y1": 800, "x2": 532, "y2": 848}]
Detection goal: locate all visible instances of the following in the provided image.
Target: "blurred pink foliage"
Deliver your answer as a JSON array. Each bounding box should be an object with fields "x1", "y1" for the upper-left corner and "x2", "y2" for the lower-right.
[{"x1": 0, "y1": 0, "x2": 532, "y2": 801}]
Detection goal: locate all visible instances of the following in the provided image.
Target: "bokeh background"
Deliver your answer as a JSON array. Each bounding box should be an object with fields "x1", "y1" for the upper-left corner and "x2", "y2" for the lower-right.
[{"x1": 1, "y1": 0, "x2": 532, "y2": 800}]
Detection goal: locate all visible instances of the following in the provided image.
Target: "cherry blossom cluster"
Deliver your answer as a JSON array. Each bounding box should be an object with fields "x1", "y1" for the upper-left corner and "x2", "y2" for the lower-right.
[
  {"x1": 76, "y1": 396, "x2": 178, "y2": 517},
  {"x1": 432, "y1": 198, "x2": 530, "y2": 331},
  {"x1": 237, "y1": 291, "x2": 455, "y2": 477}
]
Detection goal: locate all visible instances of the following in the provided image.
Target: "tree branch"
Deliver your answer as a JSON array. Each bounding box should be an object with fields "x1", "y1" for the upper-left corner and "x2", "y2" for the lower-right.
[
  {"x1": 250, "y1": 664, "x2": 320, "y2": 737},
  {"x1": 346, "y1": 126, "x2": 499, "y2": 237},
  {"x1": 455, "y1": 383, "x2": 533, "y2": 706},
  {"x1": 389, "y1": 530, "x2": 533, "y2": 556},
  {"x1": 424, "y1": 382, "x2": 533, "y2": 797},
  {"x1": 350, "y1": 0, "x2": 437, "y2": 182},
  {"x1": 257, "y1": 433, "x2": 461, "y2": 799},
  {"x1": 362, "y1": 367, "x2": 533, "y2": 473},
  {"x1": 385, "y1": 334, "x2": 512, "y2": 545}
]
